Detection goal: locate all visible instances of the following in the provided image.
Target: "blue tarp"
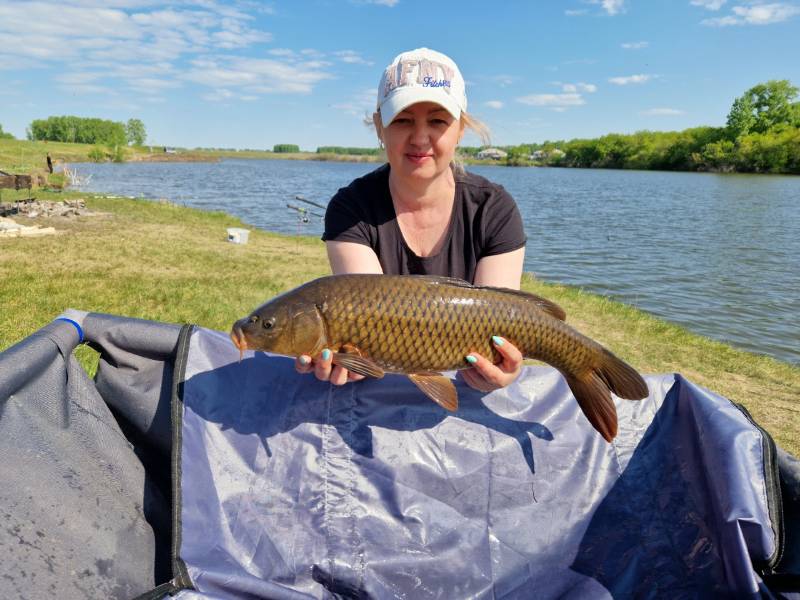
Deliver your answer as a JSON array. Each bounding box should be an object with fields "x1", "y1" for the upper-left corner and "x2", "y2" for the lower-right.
[
  {"x1": 1, "y1": 314, "x2": 798, "y2": 599},
  {"x1": 172, "y1": 327, "x2": 786, "y2": 599}
]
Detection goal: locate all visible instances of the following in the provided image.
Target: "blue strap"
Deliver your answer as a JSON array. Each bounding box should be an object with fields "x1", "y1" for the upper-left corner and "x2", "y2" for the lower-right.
[{"x1": 55, "y1": 317, "x2": 84, "y2": 343}]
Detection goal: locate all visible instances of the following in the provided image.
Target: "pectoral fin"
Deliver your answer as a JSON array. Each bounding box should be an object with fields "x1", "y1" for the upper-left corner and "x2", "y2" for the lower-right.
[
  {"x1": 408, "y1": 373, "x2": 458, "y2": 411},
  {"x1": 331, "y1": 352, "x2": 385, "y2": 378}
]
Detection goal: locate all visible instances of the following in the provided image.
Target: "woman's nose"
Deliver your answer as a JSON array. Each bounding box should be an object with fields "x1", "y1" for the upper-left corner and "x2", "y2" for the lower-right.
[{"x1": 410, "y1": 122, "x2": 431, "y2": 145}]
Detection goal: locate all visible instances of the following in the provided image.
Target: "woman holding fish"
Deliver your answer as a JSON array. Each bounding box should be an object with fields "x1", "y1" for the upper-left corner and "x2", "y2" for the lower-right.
[
  {"x1": 233, "y1": 49, "x2": 647, "y2": 440},
  {"x1": 296, "y1": 48, "x2": 528, "y2": 394}
]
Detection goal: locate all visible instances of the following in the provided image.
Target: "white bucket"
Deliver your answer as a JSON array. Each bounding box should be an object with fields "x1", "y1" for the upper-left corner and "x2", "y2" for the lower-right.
[{"x1": 227, "y1": 227, "x2": 250, "y2": 244}]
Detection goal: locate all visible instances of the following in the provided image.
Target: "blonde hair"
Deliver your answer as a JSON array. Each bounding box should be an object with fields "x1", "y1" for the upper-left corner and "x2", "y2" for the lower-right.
[{"x1": 370, "y1": 109, "x2": 492, "y2": 173}]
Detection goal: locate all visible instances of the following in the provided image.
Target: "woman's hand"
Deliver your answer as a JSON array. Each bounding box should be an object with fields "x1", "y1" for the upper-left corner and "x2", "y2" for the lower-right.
[
  {"x1": 294, "y1": 350, "x2": 366, "y2": 385},
  {"x1": 460, "y1": 336, "x2": 523, "y2": 392}
]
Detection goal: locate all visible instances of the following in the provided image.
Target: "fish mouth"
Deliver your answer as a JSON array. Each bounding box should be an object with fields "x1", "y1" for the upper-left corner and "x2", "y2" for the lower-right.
[{"x1": 230, "y1": 324, "x2": 248, "y2": 361}]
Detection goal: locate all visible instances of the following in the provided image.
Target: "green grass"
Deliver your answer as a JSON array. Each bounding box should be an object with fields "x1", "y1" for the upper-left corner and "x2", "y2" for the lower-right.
[{"x1": 1, "y1": 191, "x2": 797, "y2": 454}]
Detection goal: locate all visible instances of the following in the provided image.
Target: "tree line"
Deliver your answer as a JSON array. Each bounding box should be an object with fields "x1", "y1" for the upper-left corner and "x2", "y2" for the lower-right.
[
  {"x1": 471, "y1": 80, "x2": 800, "y2": 174},
  {"x1": 25, "y1": 116, "x2": 147, "y2": 146}
]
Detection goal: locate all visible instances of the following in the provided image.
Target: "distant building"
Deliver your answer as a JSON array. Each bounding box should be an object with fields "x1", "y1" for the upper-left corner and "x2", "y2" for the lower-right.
[
  {"x1": 530, "y1": 149, "x2": 565, "y2": 160},
  {"x1": 476, "y1": 148, "x2": 508, "y2": 160}
]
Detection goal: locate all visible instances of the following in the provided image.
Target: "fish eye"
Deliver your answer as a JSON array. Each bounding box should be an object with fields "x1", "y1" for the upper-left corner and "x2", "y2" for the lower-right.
[{"x1": 263, "y1": 317, "x2": 275, "y2": 330}]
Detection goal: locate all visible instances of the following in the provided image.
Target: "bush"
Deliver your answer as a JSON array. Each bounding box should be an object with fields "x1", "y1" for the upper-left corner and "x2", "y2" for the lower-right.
[
  {"x1": 88, "y1": 146, "x2": 106, "y2": 162},
  {"x1": 316, "y1": 146, "x2": 380, "y2": 156},
  {"x1": 273, "y1": 144, "x2": 300, "y2": 153},
  {"x1": 110, "y1": 145, "x2": 126, "y2": 163}
]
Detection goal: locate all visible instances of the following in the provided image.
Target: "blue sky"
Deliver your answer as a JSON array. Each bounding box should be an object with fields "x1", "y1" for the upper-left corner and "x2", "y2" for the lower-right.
[{"x1": 1, "y1": 0, "x2": 798, "y2": 150}]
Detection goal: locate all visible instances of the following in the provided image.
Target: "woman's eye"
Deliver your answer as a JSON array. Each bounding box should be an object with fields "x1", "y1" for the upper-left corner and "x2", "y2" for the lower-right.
[{"x1": 392, "y1": 118, "x2": 411, "y2": 125}]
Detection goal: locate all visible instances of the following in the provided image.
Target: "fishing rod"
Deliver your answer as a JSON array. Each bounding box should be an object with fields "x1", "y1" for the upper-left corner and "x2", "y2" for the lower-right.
[
  {"x1": 286, "y1": 203, "x2": 323, "y2": 218},
  {"x1": 294, "y1": 194, "x2": 327, "y2": 211},
  {"x1": 286, "y1": 203, "x2": 323, "y2": 223}
]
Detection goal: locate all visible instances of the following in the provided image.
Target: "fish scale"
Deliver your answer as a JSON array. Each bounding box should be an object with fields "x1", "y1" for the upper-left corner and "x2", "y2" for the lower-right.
[
  {"x1": 321, "y1": 277, "x2": 565, "y2": 372},
  {"x1": 231, "y1": 274, "x2": 649, "y2": 442}
]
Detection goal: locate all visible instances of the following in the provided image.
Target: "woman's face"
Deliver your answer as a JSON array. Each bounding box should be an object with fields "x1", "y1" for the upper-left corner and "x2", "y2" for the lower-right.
[{"x1": 377, "y1": 102, "x2": 463, "y2": 184}]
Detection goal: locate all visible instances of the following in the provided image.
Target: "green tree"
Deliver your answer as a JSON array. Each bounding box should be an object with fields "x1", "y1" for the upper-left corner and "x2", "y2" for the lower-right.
[
  {"x1": 273, "y1": 144, "x2": 300, "y2": 153},
  {"x1": 28, "y1": 116, "x2": 127, "y2": 146},
  {"x1": 0, "y1": 124, "x2": 14, "y2": 140},
  {"x1": 125, "y1": 118, "x2": 146, "y2": 146},
  {"x1": 727, "y1": 80, "x2": 799, "y2": 137},
  {"x1": 726, "y1": 95, "x2": 757, "y2": 138}
]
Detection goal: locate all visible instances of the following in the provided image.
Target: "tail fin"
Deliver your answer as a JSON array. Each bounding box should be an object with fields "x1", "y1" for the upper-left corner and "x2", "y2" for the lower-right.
[
  {"x1": 596, "y1": 348, "x2": 649, "y2": 401},
  {"x1": 564, "y1": 372, "x2": 619, "y2": 442},
  {"x1": 565, "y1": 351, "x2": 649, "y2": 442}
]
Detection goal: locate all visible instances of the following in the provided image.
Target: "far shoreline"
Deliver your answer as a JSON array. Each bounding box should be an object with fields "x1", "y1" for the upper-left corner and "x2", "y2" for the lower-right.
[{"x1": 3, "y1": 139, "x2": 799, "y2": 176}]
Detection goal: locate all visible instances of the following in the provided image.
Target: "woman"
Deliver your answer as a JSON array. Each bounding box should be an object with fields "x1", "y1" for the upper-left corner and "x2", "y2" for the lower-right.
[{"x1": 296, "y1": 48, "x2": 528, "y2": 393}]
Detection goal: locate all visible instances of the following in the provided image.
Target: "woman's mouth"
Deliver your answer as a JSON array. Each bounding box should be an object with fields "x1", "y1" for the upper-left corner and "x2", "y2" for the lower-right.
[{"x1": 406, "y1": 153, "x2": 433, "y2": 164}]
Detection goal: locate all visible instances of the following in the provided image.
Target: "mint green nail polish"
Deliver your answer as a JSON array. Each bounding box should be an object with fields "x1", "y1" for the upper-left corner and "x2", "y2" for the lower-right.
[
  {"x1": 322, "y1": 349, "x2": 331, "y2": 361},
  {"x1": 299, "y1": 356, "x2": 310, "y2": 366},
  {"x1": 492, "y1": 336, "x2": 504, "y2": 346},
  {"x1": 465, "y1": 355, "x2": 477, "y2": 364}
]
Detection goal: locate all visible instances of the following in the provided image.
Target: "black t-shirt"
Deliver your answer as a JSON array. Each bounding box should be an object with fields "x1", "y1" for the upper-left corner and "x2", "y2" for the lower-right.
[{"x1": 322, "y1": 164, "x2": 527, "y2": 283}]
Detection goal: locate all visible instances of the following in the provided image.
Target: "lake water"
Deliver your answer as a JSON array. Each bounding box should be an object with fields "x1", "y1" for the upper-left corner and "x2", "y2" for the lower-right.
[{"x1": 72, "y1": 159, "x2": 800, "y2": 365}]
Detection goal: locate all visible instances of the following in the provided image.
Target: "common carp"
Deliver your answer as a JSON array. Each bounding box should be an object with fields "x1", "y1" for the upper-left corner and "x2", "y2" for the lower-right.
[{"x1": 230, "y1": 274, "x2": 648, "y2": 442}]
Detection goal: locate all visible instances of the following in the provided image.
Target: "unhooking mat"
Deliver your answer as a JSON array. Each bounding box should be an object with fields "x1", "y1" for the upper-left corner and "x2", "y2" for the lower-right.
[{"x1": 1, "y1": 312, "x2": 799, "y2": 599}]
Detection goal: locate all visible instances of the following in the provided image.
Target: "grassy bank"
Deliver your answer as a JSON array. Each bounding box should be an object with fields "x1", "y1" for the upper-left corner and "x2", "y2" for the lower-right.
[
  {"x1": 0, "y1": 138, "x2": 383, "y2": 169},
  {"x1": 0, "y1": 191, "x2": 797, "y2": 454}
]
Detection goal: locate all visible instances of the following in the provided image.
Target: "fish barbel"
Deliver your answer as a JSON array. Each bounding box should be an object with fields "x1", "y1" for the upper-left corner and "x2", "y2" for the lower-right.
[{"x1": 230, "y1": 274, "x2": 648, "y2": 441}]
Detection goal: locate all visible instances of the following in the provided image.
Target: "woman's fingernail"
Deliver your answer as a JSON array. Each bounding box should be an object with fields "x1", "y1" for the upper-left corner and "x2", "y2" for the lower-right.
[
  {"x1": 299, "y1": 356, "x2": 310, "y2": 366},
  {"x1": 465, "y1": 355, "x2": 477, "y2": 364},
  {"x1": 322, "y1": 349, "x2": 331, "y2": 361},
  {"x1": 492, "y1": 336, "x2": 504, "y2": 346}
]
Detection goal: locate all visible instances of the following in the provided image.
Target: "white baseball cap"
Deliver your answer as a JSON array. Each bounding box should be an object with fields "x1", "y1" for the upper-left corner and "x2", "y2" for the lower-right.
[{"x1": 376, "y1": 48, "x2": 467, "y2": 128}]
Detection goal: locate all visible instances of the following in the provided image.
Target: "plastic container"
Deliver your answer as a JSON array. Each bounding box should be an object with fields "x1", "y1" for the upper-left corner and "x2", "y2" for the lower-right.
[{"x1": 226, "y1": 228, "x2": 250, "y2": 245}]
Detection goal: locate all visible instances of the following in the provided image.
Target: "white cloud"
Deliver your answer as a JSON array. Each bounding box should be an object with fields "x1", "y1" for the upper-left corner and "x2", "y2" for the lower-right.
[
  {"x1": 334, "y1": 50, "x2": 374, "y2": 66},
  {"x1": 268, "y1": 48, "x2": 295, "y2": 57},
  {"x1": 589, "y1": 0, "x2": 625, "y2": 15},
  {"x1": 702, "y1": 3, "x2": 800, "y2": 26},
  {"x1": 485, "y1": 100, "x2": 504, "y2": 109},
  {"x1": 184, "y1": 56, "x2": 333, "y2": 94},
  {"x1": 621, "y1": 41, "x2": 649, "y2": 49},
  {"x1": 333, "y1": 88, "x2": 375, "y2": 117},
  {"x1": 562, "y1": 82, "x2": 597, "y2": 93},
  {"x1": 565, "y1": 9, "x2": 589, "y2": 16},
  {"x1": 352, "y1": 0, "x2": 400, "y2": 6},
  {"x1": 640, "y1": 108, "x2": 685, "y2": 116},
  {"x1": 609, "y1": 74, "x2": 653, "y2": 85},
  {"x1": 0, "y1": 2, "x2": 350, "y2": 103},
  {"x1": 690, "y1": 0, "x2": 727, "y2": 9},
  {"x1": 487, "y1": 74, "x2": 516, "y2": 87},
  {"x1": 517, "y1": 93, "x2": 586, "y2": 110},
  {"x1": 602, "y1": 0, "x2": 625, "y2": 14}
]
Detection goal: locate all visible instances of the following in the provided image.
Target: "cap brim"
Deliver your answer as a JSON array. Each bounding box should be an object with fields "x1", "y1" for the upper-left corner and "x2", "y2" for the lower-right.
[{"x1": 379, "y1": 87, "x2": 462, "y2": 127}]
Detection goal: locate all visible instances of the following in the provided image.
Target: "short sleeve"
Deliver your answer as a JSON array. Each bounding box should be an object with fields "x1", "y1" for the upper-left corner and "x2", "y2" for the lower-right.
[
  {"x1": 322, "y1": 188, "x2": 372, "y2": 247},
  {"x1": 480, "y1": 187, "x2": 527, "y2": 257}
]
